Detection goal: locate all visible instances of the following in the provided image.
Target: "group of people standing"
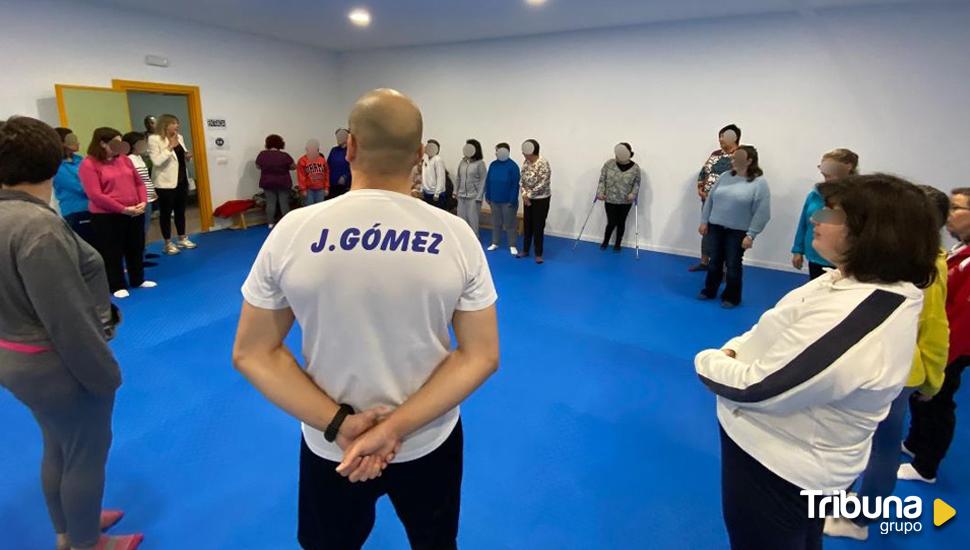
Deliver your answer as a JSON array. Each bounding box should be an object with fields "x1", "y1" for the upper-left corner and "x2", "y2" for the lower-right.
[
  {"x1": 3, "y1": 92, "x2": 970, "y2": 550},
  {"x1": 414, "y1": 138, "x2": 553, "y2": 263},
  {"x1": 695, "y1": 177, "x2": 970, "y2": 548},
  {"x1": 51, "y1": 114, "x2": 197, "y2": 299},
  {"x1": 254, "y1": 128, "x2": 353, "y2": 227}
]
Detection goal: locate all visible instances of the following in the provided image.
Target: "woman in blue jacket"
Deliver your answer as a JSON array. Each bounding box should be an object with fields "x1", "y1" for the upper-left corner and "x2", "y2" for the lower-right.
[
  {"x1": 484, "y1": 142, "x2": 521, "y2": 256},
  {"x1": 791, "y1": 149, "x2": 859, "y2": 279},
  {"x1": 52, "y1": 127, "x2": 95, "y2": 246}
]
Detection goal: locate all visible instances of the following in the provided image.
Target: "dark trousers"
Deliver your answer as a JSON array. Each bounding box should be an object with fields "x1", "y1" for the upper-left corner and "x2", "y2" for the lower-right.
[
  {"x1": 905, "y1": 356, "x2": 970, "y2": 479},
  {"x1": 720, "y1": 428, "x2": 823, "y2": 550},
  {"x1": 156, "y1": 178, "x2": 188, "y2": 240},
  {"x1": 64, "y1": 211, "x2": 96, "y2": 248},
  {"x1": 91, "y1": 213, "x2": 145, "y2": 292},
  {"x1": 853, "y1": 388, "x2": 915, "y2": 526},
  {"x1": 522, "y1": 197, "x2": 550, "y2": 256},
  {"x1": 702, "y1": 224, "x2": 746, "y2": 305},
  {"x1": 602, "y1": 202, "x2": 632, "y2": 248},
  {"x1": 328, "y1": 184, "x2": 350, "y2": 200},
  {"x1": 423, "y1": 192, "x2": 448, "y2": 210},
  {"x1": 298, "y1": 421, "x2": 463, "y2": 550},
  {"x1": 808, "y1": 262, "x2": 829, "y2": 280}
]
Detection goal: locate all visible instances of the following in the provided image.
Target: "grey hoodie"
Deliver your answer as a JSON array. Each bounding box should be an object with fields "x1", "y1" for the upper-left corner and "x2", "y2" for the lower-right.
[
  {"x1": 455, "y1": 159, "x2": 487, "y2": 200},
  {"x1": 0, "y1": 190, "x2": 120, "y2": 402}
]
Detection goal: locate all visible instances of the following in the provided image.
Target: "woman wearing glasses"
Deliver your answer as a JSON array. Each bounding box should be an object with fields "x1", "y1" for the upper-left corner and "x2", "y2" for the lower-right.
[
  {"x1": 791, "y1": 149, "x2": 859, "y2": 279},
  {"x1": 696, "y1": 174, "x2": 940, "y2": 549}
]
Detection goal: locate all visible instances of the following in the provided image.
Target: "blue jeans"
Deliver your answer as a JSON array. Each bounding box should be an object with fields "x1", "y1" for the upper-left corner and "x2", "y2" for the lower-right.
[
  {"x1": 144, "y1": 200, "x2": 154, "y2": 237},
  {"x1": 702, "y1": 224, "x2": 746, "y2": 304},
  {"x1": 305, "y1": 189, "x2": 326, "y2": 205},
  {"x1": 853, "y1": 387, "x2": 916, "y2": 526}
]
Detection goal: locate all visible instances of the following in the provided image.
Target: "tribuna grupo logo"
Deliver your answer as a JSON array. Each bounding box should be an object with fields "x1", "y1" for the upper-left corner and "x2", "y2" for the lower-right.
[{"x1": 801, "y1": 490, "x2": 957, "y2": 535}]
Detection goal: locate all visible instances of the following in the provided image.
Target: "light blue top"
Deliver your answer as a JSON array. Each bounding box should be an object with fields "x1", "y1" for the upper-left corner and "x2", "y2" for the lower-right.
[
  {"x1": 701, "y1": 172, "x2": 771, "y2": 238},
  {"x1": 791, "y1": 187, "x2": 833, "y2": 267},
  {"x1": 53, "y1": 154, "x2": 89, "y2": 217}
]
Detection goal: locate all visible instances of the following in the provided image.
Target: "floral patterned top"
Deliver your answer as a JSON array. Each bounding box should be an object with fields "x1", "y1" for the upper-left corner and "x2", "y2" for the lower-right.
[
  {"x1": 597, "y1": 160, "x2": 641, "y2": 204},
  {"x1": 521, "y1": 157, "x2": 551, "y2": 200},
  {"x1": 697, "y1": 149, "x2": 734, "y2": 195}
]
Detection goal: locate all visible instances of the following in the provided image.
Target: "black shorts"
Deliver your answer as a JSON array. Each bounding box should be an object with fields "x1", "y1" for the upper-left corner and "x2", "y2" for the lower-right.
[{"x1": 298, "y1": 420, "x2": 463, "y2": 550}]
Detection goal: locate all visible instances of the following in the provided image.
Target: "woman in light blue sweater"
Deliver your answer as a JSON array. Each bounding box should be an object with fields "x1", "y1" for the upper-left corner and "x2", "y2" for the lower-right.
[{"x1": 699, "y1": 145, "x2": 771, "y2": 308}]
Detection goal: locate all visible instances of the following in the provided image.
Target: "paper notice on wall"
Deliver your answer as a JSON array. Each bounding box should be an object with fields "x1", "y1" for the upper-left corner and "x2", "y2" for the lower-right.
[
  {"x1": 206, "y1": 117, "x2": 227, "y2": 131},
  {"x1": 208, "y1": 135, "x2": 230, "y2": 150}
]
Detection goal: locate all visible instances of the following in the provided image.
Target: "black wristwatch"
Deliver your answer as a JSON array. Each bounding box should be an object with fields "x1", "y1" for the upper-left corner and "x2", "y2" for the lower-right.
[{"x1": 324, "y1": 404, "x2": 355, "y2": 443}]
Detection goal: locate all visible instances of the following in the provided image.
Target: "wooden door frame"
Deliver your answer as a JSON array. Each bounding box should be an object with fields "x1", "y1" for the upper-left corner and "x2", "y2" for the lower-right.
[{"x1": 112, "y1": 79, "x2": 213, "y2": 231}]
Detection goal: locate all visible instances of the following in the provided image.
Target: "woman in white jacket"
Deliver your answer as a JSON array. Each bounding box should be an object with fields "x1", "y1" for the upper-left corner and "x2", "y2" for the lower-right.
[
  {"x1": 421, "y1": 139, "x2": 447, "y2": 209},
  {"x1": 695, "y1": 175, "x2": 941, "y2": 550},
  {"x1": 147, "y1": 114, "x2": 196, "y2": 255}
]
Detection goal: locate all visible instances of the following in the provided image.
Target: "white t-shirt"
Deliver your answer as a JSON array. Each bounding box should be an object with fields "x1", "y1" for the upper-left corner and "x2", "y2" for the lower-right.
[{"x1": 241, "y1": 189, "x2": 497, "y2": 463}]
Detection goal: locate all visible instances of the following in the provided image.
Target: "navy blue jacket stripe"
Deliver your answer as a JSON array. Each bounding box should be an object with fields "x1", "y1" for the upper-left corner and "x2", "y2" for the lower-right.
[{"x1": 699, "y1": 290, "x2": 906, "y2": 403}]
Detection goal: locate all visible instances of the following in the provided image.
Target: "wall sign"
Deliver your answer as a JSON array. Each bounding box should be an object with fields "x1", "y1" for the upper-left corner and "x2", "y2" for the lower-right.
[
  {"x1": 208, "y1": 134, "x2": 230, "y2": 150},
  {"x1": 206, "y1": 117, "x2": 227, "y2": 130}
]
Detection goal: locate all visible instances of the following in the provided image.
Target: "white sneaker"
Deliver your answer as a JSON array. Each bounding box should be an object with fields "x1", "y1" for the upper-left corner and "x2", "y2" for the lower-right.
[
  {"x1": 487, "y1": 244, "x2": 499, "y2": 251},
  {"x1": 510, "y1": 246, "x2": 519, "y2": 256},
  {"x1": 901, "y1": 442, "x2": 915, "y2": 459},
  {"x1": 824, "y1": 517, "x2": 868, "y2": 541},
  {"x1": 163, "y1": 242, "x2": 180, "y2": 255},
  {"x1": 897, "y1": 463, "x2": 936, "y2": 483},
  {"x1": 113, "y1": 289, "x2": 130, "y2": 299},
  {"x1": 139, "y1": 281, "x2": 157, "y2": 289},
  {"x1": 176, "y1": 237, "x2": 197, "y2": 249}
]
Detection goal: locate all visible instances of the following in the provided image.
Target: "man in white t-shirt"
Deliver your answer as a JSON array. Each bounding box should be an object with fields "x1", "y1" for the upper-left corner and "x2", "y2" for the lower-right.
[{"x1": 232, "y1": 88, "x2": 499, "y2": 550}]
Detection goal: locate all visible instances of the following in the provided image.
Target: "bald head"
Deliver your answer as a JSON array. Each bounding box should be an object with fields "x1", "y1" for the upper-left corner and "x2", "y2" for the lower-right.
[{"x1": 347, "y1": 89, "x2": 423, "y2": 178}]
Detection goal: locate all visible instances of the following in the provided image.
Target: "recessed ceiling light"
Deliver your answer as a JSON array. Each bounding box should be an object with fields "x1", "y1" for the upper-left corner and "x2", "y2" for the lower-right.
[
  {"x1": 526, "y1": 0, "x2": 548, "y2": 6},
  {"x1": 348, "y1": 8, "x2": 372, "y2": 27}
]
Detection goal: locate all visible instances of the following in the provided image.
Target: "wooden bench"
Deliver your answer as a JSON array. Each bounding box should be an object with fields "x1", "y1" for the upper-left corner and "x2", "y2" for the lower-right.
[
  {"x1": 479, "y1": 204, "x2": 525, "y2": 234},
  {"x1": 229, "y1": 207, "x2": 267, "y2": 230}
]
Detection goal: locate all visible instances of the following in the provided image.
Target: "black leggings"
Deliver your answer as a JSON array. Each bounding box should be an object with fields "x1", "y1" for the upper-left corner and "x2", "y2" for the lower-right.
[
  {"x1": 157, "y1": 178, "x2": 188, "y2": 240},
  {"x1": 602, "y1": 202, "x2": 632, "y2": 248},
  {"x1": 522, "y1": 197, "x2": 550, "y2": 256}
]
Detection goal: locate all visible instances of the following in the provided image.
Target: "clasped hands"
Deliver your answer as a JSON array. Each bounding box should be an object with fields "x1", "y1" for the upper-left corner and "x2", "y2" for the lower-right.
[
  {"x1": 124, "y1": 202, "x2": 147, "y2": 217},
  {"x1": 334, "y1": 406, "x2": 403, "y2": 483}
]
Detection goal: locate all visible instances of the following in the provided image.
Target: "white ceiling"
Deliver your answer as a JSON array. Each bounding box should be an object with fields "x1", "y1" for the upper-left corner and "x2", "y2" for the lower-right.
[{"x1": 83, "y1": 0, "x2": 945, "y2": 52}]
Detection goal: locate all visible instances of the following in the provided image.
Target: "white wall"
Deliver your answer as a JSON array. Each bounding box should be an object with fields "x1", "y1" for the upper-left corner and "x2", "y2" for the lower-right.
[
  {"x1": 334, "y1": 2, "x2": 970, "y2": 269},
  {"x1": 0, "y1": 0, "x2": 342, "y2": 222},
  {"x1": 2, "y1": 1, "x2": 966, "y2": 261}
]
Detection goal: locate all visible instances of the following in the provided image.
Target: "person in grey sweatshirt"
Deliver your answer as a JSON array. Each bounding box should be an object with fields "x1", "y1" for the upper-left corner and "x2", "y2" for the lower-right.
[
  {"x1": 455, "y1": 139, "x2": 487, "y2": 237},
  {"x1": 0, "y1": 117, "x2": 142, "y2": 550}
]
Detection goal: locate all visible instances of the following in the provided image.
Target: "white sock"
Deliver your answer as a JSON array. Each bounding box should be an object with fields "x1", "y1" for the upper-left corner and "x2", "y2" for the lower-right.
[
  {"x1": 510, "y1": 246, "x2": 519, "y2": 256},
  {"x1": 897, "y1": 463, "x2": 935, "y2": 483},
  {"x1": 139, "y1": 281, "x2": 157, "y2": 288},
  {"x1": 823, "y1": 517, "x2": 868, "y2": 541},
  {"x1": 487, "y1": 244, "x2": 498, "y2": 251},
  {"x1": 113, "y1": 289, "x2": 130, "y2": 299}
]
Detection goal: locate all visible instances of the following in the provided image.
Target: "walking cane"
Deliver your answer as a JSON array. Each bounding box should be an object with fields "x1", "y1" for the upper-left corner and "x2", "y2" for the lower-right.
[
  {"x1": 574, "y1": 196, "x2": 598, "y2": 250},
  {"x1": 634, "y1": 197, "x2": 641, "y2": 261}
]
